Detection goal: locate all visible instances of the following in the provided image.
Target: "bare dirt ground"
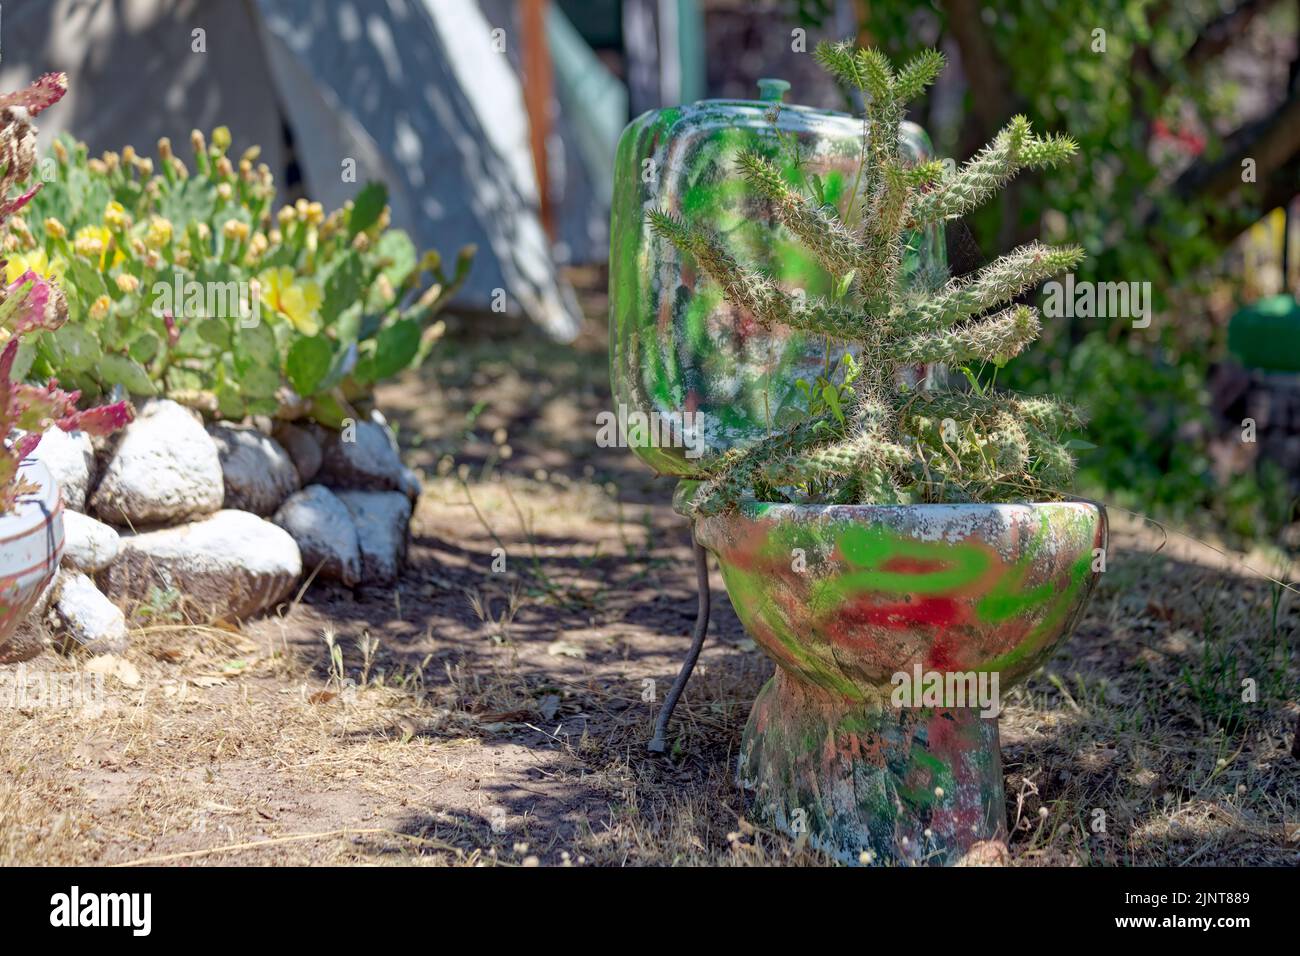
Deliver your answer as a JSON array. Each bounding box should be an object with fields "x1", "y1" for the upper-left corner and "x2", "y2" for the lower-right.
[{"x1": 1, "y1": 269, "x2": 1296, "y2": 866}]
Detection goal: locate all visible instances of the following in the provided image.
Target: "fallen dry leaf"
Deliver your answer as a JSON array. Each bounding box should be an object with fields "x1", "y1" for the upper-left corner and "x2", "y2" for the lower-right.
[
  {"x1": 546, "y1": 640, "x2": 586, "y2": 659},
  {"x1": 85, "y1": 655, "x2": 140, "y2": 687}
]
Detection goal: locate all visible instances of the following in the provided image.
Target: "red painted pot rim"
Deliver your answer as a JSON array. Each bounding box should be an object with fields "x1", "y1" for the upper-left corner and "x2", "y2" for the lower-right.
[
  {"x1": 695, "y1": 498, "x2": 1109, "y2": 555},
  {"x1": 705, "y1": 498, "x2": 1107, "y2": 525}
]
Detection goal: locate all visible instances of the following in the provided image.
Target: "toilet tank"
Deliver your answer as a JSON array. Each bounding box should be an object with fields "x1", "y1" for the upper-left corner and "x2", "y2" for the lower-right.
[{"x1": 608, "y1": 83, "x2": 946, "y2": 478}]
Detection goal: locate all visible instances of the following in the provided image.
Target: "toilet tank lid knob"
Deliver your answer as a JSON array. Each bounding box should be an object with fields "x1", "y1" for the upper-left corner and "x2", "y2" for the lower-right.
[{"x1": 757, "y1": 78, "x2": 791, "y2": 103}]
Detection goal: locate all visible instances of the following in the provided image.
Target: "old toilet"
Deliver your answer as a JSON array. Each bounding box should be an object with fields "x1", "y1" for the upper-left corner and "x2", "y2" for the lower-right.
[{"x1": 608, "y1": 81, "x2": 1105, "y2": 864}]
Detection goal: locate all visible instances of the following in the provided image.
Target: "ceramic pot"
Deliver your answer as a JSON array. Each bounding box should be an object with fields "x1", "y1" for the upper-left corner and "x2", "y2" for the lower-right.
[
  {"x1": 695, "y1": 500, "x2": 1106, "y2": 865},
  {"x1": 0, "y1": 458, "x2": 64, "y2": 662}
]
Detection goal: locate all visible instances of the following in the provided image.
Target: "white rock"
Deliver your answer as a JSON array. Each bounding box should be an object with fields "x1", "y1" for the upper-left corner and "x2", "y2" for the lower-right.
[
  {"x1": 369, "y1": 409, "x2": 401, "y2": 453},
  {"x1": 273, "y1": 485, "x2": 362, "y2": 586},
  {"x1": 335, "y1": 491, "x2": 412, "y2": 585},
  {"x1": 90, "y1": 399, "x2": 224, "y2": 526},
  {"x1": 273, "y1": 422, "x2": 324, "y2": 484},
  {"x1": 400, "y1": 466, "x2": 422, "y2": 502},
  {"x1": 100, "y1": 509, "x2": 301, "y2": 621},
  {"x1": 318, "y1": 419, "x2": 405, "y2": 492},
  {"x1": 54, "y1": 569, "x2": 128, "y2": 654},
  {"x1": 61, "y1": 510, "x2": 121, "y2": 573},
  {"x1": 30, "y1": 427, "x2": 95, "y2": 511},
  {"x1": 208, "y1": 423, "x2": 301, "y2": 516}
]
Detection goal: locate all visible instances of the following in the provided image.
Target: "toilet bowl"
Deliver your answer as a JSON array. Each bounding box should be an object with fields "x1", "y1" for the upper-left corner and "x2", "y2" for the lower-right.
[
  {"x1": 694, "y1": 500, "x2": 1106, "y2": 864},
  {"x1": 608, "y1": 86, "x2": 1104, "y2": 864}
]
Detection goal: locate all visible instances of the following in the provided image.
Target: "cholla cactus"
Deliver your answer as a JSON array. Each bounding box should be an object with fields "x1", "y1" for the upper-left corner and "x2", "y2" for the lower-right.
[
  {"x1": 649, "y1": 44, "x2": 1086, "y2": 515},
  {"x1": 0, "y1": 74, "x2": 132, "y2": 512}
]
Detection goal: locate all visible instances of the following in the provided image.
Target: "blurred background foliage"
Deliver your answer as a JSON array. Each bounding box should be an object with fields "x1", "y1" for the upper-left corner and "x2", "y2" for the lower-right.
[{"x1": 776, "y1": 0, "x2": 1300, "y2": 545}]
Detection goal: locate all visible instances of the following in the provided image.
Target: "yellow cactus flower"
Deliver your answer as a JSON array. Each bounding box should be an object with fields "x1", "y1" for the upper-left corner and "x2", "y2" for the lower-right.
[
  {"x1": 4, "y1": 248, "x2": 64, "y2": 284},
  {"x1": 73, "y1": 225, "x2": 124, "y2": 270},
  {"x1": 115, "y1": 273, "x2": 140, "y2": 294},
  {"x1": 217, "y1": 182, "x2": 233, "y2": 201},
  {"x1": 103, "y1": 200, "x2": 129, "y2": 232},
  {"x1": 145, "y1": 216, "x2": 173, "y2": 249},
  {"x1": 89, "y1": 294, "x2": 111, "y2": 321},
  {"x1": 44, "y1": 217, "x2": 67, "y2": 240},
  {"x1": 247, "y1": 232, "x2": 269, "y2": 260},
  {"x1": 304, "y1": 202, "x2": 324, "y2": 226},
  {"x1": 257, "y1": 266, "x2": 322, "y2": 335},
  {"x1": 74, "y1": 232, "x2": 104, "y2": 259},
  {"x1": 158, "y1": 136, "x2": 173, "y2": 162},
  {"x1": 223, "y1": 219, "x2": 250, "y2": 243},
  {"x1": 211, "y1": 126, "x2": 231, "y2": 153}
]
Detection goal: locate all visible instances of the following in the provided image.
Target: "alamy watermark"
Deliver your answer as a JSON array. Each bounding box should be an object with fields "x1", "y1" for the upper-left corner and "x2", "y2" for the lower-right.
[
  {"x1": 151, "y1": 270, "x2": 262, "y2": 326},
  {"x1": 890, "y1": 664, "x2": 1001, "y2": 718},
  {"x1": 1042, "y1": 272, "x2": 1152, "y2": 329},
  {"x1": 0, "y1": 664, "x2": 105, "y2": 711},
  {"x1": 595, "y1": 403, "x2": 706, "y2": 459}
]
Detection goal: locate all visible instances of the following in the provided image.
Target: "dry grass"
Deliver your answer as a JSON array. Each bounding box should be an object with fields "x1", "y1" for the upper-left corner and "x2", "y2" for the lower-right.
[
  {"x1": 1, "y1": 470, "x2": 1293, "y2": 867},
  {"x1": 0, "y1": 276, "x2": 1295, "y2": 866}
]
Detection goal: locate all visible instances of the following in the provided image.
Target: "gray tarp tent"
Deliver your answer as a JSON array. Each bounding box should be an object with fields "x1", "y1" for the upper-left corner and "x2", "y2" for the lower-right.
[{"x1": 0, "y1": 0, "x2": 585, "y2": 340}]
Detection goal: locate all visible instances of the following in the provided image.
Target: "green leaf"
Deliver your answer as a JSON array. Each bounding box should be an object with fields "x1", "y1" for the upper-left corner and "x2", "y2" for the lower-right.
[
  {"x1": 348, "y1": 181, "x2": 387, "y2": 237},
  {"x1": 11, "y1": 339, "x2": 37, "y2": 382},
  {"x1": 286, "y1": 335, "x2": 333, "y2": 396},
  {"x1": 246, "y1": 397, "x2": 281, "y2": 417},
  {"x1": 158, "y1": 176, "x2": 216, "y2": 230},
  {"x1": 810, "y1": 173, "x2": 826, "y2": 205},
  {"x1": 309, "y1": 391, "x2": 350, "y2": 428},
  {"x1": 334, "y1": 302, "x2": 364, "y2": 344},
  {"x1": 834, "y1": 270, "x2": 856, "y2": 300},
  {"x1": 322, "y1": 250, "x2": 365, "y2": 325},
  {"x1": 67, "y1": 257, "x2": 107, "y2": 307},
  {"x1": 215, "y1": 380, "x2": 245, "y2": 420},
  {"x1": 318, "y1": 341, "x2": 358, "y2": 392},
  {"x1": 376, "y1": 229, "x2": 417, "y2": 289},
  {"x1": 369, "y1": 318, "x2": 420, "y2": 381},
  {"x1": 128, "y1": 331, "x2": 160, "y2": 365},
  {"x1": 197, "y1": 317, "x2": 231, "y2": 350},
  {"x1": 233, "y1": 320, "x2": 278, "y2": 372},
  {"x1": 99, "y1": 354, "x2": 156, "y2": 396},
  {"x1": 822, "y1": 382, "x2": 844, "y2": 425},
  {"x1": 240, "y1": 364, "x2": 282, "y2": 399}
]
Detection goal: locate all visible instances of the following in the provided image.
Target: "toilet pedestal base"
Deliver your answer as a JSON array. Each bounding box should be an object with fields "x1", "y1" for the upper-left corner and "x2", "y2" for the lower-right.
[{"x1": 738, "y1": 671, "x2": 1006, "y2": 865}]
